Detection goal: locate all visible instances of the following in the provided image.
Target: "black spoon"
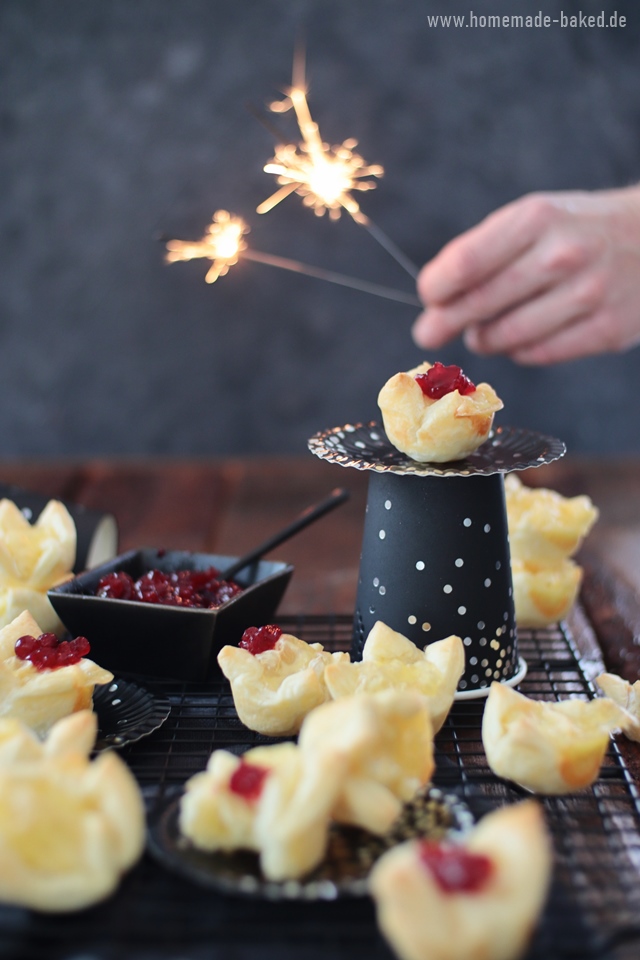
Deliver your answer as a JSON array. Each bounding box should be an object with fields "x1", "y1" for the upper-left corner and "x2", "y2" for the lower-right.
[{"x1": 220, "y1": 487, "x2": 350, "y2": 581}]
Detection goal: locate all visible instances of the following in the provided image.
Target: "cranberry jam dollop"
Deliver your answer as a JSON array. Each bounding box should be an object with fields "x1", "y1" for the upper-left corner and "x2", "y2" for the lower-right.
[
  {"x1": 418, "y1": 840, "x2": 494, "y2": 894},
  {"x1": 239, "y1": 624, "x2": 283, "y2": 655},
  {"x1": 95, "y1": 567, "x2": 242, "y2": 609},
  {"x1": 14, "y1": 633, "x2": 91, "y2": 671},
  {"x1": 229, "y1": 759, "x2": 270, "y2": 802},
  {"x1": 415, "y1": 362, "x2": 476, "y2": 400}
]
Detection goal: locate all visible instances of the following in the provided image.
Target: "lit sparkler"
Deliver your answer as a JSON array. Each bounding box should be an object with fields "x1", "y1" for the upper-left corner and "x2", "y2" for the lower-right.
[
  {"x1": 257, "y1": 51, "x2": 418, "y2": 279},
  {"x1": 165, "y1": 210, "x2": 249, "y2": 283},
  {"x1": 164, "y1": 211, "x2": 420, "y2": 306}
]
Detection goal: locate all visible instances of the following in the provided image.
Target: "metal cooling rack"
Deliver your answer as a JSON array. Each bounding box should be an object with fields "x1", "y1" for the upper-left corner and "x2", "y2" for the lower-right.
[{"x1": 1, "y1": 615, "x2": 640, "y2": 960}]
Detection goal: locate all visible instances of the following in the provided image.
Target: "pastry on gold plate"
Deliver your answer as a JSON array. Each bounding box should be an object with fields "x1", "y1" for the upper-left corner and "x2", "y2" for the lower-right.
[
  {"x1": 0, "y1": 610, "x2": 113, "y2": 737},
  {"x1": 505, "y1": 474, "x2": 598, "y2": 565},
  {"x1": 370, "y1": 800, "x2": 552, "y2": 960},
  {"x1": 0, "y1": 499, "x2": 77, "y2": 633},
  {"x1": 510, "y1": 557, "x2": 582, "y2": 629},
  {"x1": 324, "y1": 621, "x2": 464, "y2": 733},
  {"x1": 180, "y1": 691, "x2": 435, "y2": 878},
  {"x1": 482, "y1": 682, "x2": 628, "y2": 794},
  {"x1": 217, "y1": 624, "x2": 349, "y2": 736},
  {"x1": 378, "y1": 361, "x2": 503, "y2": 463},
  {"x1": 595, "y1": 672, "x2": 640, "y2": 742},
  {"x1": 178, "y1": 740, "x2": 340, "y2": 882},
  {"x1": 299, "y1": 690, "x2": 434, "y2": 835},
  {"x1": 0, "y1": 711, "x2": 145, "y2": 911}
]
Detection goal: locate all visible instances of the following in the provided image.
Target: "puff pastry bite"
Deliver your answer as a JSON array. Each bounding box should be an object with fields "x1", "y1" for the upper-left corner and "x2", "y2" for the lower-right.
[
  {"x1": 324, "y1": 621, "x2": 464, "y2": 733},
  {"x1": 299, "y1": 690, "x2": 435, "y2": 835},
  {"x1": 180, "y1": 742, "x2": 351, "y2": 882},
  {"x1": 505, "y1": 474, "x2": 598, "y2": 565},
  {"x1": 378, "y1": 361, "x2": 503, "y2": 463},
  {"x1": 510, "y1": 557, "x2": 582, "y2": 629},
  {"x1": 370, "y1": 800, "x2": 552, "y2": 960},
  {"x1": 482, "y1": 683, "x2": 627, "y2": 794},
  {"x1": 217, "y1": 624, "x2": 349, "y2": 736},
  {"x1": 595, "y1": 672, "x2": 640, "y2": 742},
  {"x1": 0, "y1": 711, "x2": 145, "y2": 911},
  {"x1": 0, "y1": 499, "x2": 77, "y2": 633},
  {"x1": 0, "y1": 610, "x2": 113, "y2": 736}
]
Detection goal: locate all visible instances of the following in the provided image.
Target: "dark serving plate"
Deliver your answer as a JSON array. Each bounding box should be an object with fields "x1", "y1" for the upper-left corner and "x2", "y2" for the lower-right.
[
  {"x1": 93, "y1": 676, "x2": 171, "y2": 751},
  {"x1": 48, "y1": 548, "x2": 293, "y2": 682},
  {"x1": 147, "y1": 786, "x2": 474, "y2": 901}
]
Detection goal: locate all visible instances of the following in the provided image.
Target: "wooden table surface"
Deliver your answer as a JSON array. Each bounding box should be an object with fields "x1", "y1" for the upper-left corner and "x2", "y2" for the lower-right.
[{"x1": 1, "y1": 454, "x2": 640, "y2": 633}]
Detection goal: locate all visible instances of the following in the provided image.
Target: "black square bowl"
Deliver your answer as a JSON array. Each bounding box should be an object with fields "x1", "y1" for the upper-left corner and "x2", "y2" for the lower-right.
[{"x1": 47, "y1": 548, "x2": 294, "y2": 681}]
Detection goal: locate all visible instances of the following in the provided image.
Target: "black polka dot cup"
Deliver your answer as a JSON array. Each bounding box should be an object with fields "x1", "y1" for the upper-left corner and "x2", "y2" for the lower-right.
[
  {"x1": 353, "y1": 472, "x2": 517, "y2": 693},
  {"x1": 309, "y1": 422, "x2": 566, "y2": 695}
]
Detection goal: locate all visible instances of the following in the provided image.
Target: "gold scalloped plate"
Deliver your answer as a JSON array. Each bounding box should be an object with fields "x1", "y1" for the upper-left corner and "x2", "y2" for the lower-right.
[
  {"x1": 308, "y1": 422, "x2": 566, "y2": 477},
  {"x1": 147, "y1": 786, "x2": 474, "y2": 900}
]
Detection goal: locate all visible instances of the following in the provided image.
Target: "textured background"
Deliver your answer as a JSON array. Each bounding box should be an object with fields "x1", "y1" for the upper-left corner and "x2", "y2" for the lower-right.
[{"x1": 1, "y1": 0, "x2": 639, "y2": 457}]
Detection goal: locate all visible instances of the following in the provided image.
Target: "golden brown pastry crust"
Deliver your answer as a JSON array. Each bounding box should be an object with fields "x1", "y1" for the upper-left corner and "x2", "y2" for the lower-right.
[
  {"x1": 298, "y1": 690, "x2": 434, "y2": 834},
  {"x1": 510, "y1": 558, "x2": 582, "y2": 629},
  {"x1": 0, "y1": 610, "x2": 113, "y2": 736},
  {"x1": 324, "y1": 621, "x2": 464, "y2": 733},
  {"x1": 370, "y1": 801, "x2": 552, "y2": 960},
  {"x1": 0, "y1": 499, "x2": 77, "y2": 633},
  {"x1": 596, "y1": 672, "x2": 640, "y2": 742},
  {"x1": 378, "y1": 362, "x2": 503, "y2": 463},
  {"x1": 217, "y1": 632, "x2": 348, "y2": 736},
  {"x1": 482, "y1": 682, "x2": 627, "y2": 794},
  {"x1": 0, "y1": 711, "x2": 145, "y2": 911},
  {"x1": 505, "y1": 474, "x2": 598, "y2": 565}
]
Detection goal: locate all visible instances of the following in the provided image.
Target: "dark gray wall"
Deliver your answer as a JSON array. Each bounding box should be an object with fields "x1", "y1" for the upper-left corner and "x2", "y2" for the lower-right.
[{"x1": 2, "y1": 0, "x2": 639, "y2": 458}]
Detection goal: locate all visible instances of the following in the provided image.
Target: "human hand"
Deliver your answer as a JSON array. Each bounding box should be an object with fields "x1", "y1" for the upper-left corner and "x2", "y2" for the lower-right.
[{"x1": 412, "y1": 187, "x2": 640, "y2": 364}]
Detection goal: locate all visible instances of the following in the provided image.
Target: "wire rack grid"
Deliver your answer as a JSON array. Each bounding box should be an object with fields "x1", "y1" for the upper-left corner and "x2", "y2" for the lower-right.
[{"x1": 1, "y1": 614, "x2": 640, "y2": 960}]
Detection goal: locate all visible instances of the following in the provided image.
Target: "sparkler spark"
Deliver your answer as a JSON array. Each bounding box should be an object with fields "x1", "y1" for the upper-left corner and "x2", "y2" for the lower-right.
[
  {"x1": 258, "y1": 80, "x2": 383, "y2": 223},
  {"x1": 164, "y1": 210, "x2": 249, "y2": 283},
  {"x1": 164, "y1": 211, "x2": 420, "y2": 306}
]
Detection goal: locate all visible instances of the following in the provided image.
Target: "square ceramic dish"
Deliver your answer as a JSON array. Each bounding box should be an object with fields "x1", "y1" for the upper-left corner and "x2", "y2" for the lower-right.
[{"x1": 48, "y1": 548, "x2": 293, "y2": 681}]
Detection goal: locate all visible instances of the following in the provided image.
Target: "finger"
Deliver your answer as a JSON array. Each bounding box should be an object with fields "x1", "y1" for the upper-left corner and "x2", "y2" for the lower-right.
[
  {"x1": 412, "y1": 240, "x2": 576, "y2": 350},
  {"x1": 509, "y1": 313, "x2": 617, "y2": 365},
  {"x1": 462, "y1": 269, "x2": 604, "y2": 356},
  {"x1": 418, "y1": 194, "x2": 557, "y2": 305}
]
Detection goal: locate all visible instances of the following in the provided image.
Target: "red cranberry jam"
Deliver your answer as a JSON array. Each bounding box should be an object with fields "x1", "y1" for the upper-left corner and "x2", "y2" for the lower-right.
[
  {"x1": 15, "y1": 633, "x2": 91, "y2": 671},
  {"x1": 415, "y1": 362, "x2": 476, "y2": 400},
  {"x1": 239, "y1": 624, "x2": 282, "y2": 655},
  {"x1": 95, "y1": 567, "x2": 242, "y2": 609},
  {"x1": 418, "y1": 840, "x2": 494, "y2": 894},
  {"x1": 229, "y1": 760, "x2": 270, "y2": 802}
]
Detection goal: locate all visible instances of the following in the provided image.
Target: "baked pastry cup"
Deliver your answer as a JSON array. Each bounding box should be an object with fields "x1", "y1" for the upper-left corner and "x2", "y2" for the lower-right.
[
  {"x1": 0, "y1": 498, "x2": 77, "y2": 632},
  {"x1": 370, "y1": 800, "x2": 552, "y2": 960},
  {"x1": 0, "y1": 610, "x2": 113, "y2": 737},
  {"x1": 482, "y1": 683, "x2": 628, "y2": 794},
  {"x1": 180, "y1": 742, "x2": 352, "y2": 882},
  {"x1": 505, "y1": 474, "x2": 598, "y2": 565},
  {"x1": 378, "y1": 361, "x2": 503, "y2": 463},
  {"x1": 324, "y1": 621, "x2": 464, "y2": 733},
  {"x1": 0, "y1": 711, "x2": 145, "y2": 911},
  {"x1": 595, "y1": 672, "x2": 640, "y2": 742},
  {"x1": 217, "y1": 631, "x2": 349, "y2": 736},
  {"x1": 298, "y1": 690, "x2": 435, "y2": 835},
  {"x1": 511, "y1": 557, "x2": 582, "y2": 628}
]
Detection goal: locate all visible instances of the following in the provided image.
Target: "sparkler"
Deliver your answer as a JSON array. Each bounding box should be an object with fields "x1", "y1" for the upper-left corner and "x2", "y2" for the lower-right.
[
  {"x1": 164, "y1": 212, "x2": 420, "y2": 307},
  {"x1": 257, "y1": 51, "x2": 419, "y2": 279},
  {"x1": 165, "y1": 210, "x2": 249, "y2": 283}
]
